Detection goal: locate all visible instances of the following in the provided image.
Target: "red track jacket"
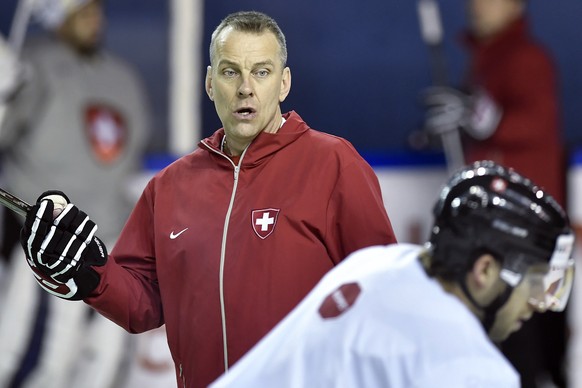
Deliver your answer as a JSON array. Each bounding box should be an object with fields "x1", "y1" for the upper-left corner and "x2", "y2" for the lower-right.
[
  {"x1": 85, "y1": 111, "x2": 396, "y2": 387},
  {"x1": 463, "y1": 17, "x2": 565, "y2": 204}
]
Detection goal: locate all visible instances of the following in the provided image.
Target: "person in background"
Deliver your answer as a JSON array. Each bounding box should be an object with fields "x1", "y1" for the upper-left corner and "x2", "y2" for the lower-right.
[
  {"x1": 422, "y1": 1, "x2": 566, "y2": 385},
  {"x1": 16, "y1": 10, "x2": 397, "y2": 388},
  {"x1": 0, "y1": 0, "x2": 151, "y2": 387},
  {"x1": 211, "y1": 160, "x2": 575, "y2": 388}
]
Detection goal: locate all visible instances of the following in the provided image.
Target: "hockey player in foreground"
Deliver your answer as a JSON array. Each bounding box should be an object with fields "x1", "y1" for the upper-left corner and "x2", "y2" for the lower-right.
[{"x1": 211, "y1": 160, "x2": 575, "y2": 387}]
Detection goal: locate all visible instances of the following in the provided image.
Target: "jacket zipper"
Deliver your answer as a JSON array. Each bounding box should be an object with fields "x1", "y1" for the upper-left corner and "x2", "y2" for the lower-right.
[
  {"x1": 201, "y1": 140, "x2": 248, "y2": 373},
  {"x1": 179, "y1": 363, "x2": 186, "y2": 387}
]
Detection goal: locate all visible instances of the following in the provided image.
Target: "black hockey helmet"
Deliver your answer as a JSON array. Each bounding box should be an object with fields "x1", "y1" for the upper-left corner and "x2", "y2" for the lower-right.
[{"x1": 427, "y1": 160, "x2": 574, "y2": 312}]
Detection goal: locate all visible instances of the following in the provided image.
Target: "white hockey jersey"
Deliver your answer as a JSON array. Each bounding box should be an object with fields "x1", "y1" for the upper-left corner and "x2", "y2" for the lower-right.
[{"x1": 211, "y1": 244, "x2": 520, "y2": 388}]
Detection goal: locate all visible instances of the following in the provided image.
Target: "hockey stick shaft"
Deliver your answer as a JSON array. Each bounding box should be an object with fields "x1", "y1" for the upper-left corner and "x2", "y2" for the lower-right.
[
  {"x1": 0, "y1": 0, "x2": 35, "y2": 131},
  {"x1": 0, "y1": 187, "x2": 31, "y2": 217},
  {"x1": 0, "y1": 2, "x2": 35, "y2": 217},
  {"x1": 417, "y1": 0, "x2": 465, "y2": 174},
  {"x1": 8, "y1": 0, "x2": 35, "y2": 53}
]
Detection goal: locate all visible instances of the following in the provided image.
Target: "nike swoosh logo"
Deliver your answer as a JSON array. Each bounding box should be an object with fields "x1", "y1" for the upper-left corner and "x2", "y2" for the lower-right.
[{"x1": 170, "y1": 228, "x2": 189, "y2": 239}]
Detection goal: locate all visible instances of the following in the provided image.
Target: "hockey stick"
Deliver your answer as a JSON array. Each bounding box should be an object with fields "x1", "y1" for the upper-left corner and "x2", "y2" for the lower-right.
[
  {"x1": 0, "y1": 1, "x2": 35, "y2": 217},
  {"x1": 0, "y1": 187, "x2": 31, "y2": 217},
  {"x1": 0, "y1": 0, "x2": 36, "y2": 128},
  {"x1": 417, "y1": 0, "x2": 465, "y2": 174}
]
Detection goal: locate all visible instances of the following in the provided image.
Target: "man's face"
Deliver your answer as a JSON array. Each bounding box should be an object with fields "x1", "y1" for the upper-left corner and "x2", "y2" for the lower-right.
[
  {"x1": 60, "y1": 0, "x2": 104, "y2": 55},
  {"x1": 467, "y1": 0, "x2": 523, "y2": 39},
  {"x1": 488, "y1": 265, "x2": 547, "y2": 342},
  {"x1": 206, "y1": 28, "x2": 291, "y2": 149}
]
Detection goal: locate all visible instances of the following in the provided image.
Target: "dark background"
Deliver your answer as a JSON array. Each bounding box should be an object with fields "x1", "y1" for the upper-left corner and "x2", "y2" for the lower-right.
[{"x1": 1, "y1": 0, "x2": 581, "y2": 159}]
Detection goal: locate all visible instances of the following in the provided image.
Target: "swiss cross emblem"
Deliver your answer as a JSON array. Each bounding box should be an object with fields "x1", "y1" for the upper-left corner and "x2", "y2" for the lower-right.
[
  {"x1": 252, "y1": 208, "x2": 280, "y2": 239},
  {"x1": 85, "y1": 103, "x2": 127, "y2": 164}
]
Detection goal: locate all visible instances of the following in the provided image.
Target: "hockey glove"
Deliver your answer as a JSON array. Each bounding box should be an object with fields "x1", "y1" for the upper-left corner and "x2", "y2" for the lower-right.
[
  {"x1": 422, "y1": 86, "x2": 502, "y2": 140},
  {"x1": 421, "y1": 86, "x2": 471, "y2": 136},
  {"x1": 464, "y1": 88, "x2": 502, "y2": 140},
  {"x1": 20, "y1": 191, "x2": 108, "y2": 300}
]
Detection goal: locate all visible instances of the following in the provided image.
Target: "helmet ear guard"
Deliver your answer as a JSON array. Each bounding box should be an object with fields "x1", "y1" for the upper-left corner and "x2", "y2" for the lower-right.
[{"x1": 428, "y1": 160, "x2": 575, "y2": 313}]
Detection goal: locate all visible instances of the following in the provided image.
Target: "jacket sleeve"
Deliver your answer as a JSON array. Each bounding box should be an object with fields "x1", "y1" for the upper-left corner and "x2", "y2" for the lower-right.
[
  {"x1": 325, "y1": 147, "x2": 397, "y2": 263},
  {"x1": 84, "y1": 183, "x2": 163, "y2": 333}
]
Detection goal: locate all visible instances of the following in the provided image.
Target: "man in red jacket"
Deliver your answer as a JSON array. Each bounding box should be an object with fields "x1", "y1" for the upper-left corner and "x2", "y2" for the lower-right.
[
  {"x1": 423, "y1": 0, "x2": 566, "y2": 386},
  {"x1": 17, "y1": 11, "x2": 397, "y2": 388}
]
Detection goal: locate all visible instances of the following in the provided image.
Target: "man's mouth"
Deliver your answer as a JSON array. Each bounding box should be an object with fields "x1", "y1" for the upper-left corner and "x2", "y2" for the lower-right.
[{"x1": 234, "y1": 107, "x2": 257, "y2": 119}]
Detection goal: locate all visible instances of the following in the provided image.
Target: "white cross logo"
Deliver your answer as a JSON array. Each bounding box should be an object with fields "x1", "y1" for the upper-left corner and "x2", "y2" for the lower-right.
[
  {"x1": 251, "y1": 208, "x2": 280, "y2": 239},
  {"x1": 255, "y1": 212, "x2": 274, "y2": 231}
]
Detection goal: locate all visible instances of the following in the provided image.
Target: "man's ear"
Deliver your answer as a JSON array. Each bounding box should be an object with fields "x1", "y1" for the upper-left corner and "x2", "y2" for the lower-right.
[
  {"x1": 470, "y1": 253, "x2": 501, "y2": 289},
  {"x1": 279, "y1": 67, "x2": 291, "y2": 102},
  {"x1": 205, "y1": 66, "x2": 214, "y2": 101}
]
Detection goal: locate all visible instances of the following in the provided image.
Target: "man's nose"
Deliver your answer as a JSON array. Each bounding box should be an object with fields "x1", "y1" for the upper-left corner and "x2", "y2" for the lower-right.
[{"x1": 237, "y1": 75, "x2": 254, "y2": 97}]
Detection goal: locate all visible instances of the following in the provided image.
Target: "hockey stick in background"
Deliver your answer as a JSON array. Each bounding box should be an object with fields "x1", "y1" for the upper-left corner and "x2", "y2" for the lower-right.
[
  {"x1": 0, "y1": 187, "x2": 31, "y2": 217},
  {"x1": 0, "y1": 1, "x2": 36, "y2": 218},
  {"x1": 416, "y1": 0, "x2": 465, "y2": 174},
  {"x1": 0, "y1": 0, "x2": 36, "y2": 127},
  {"x1": 7, "y1": 0, "x2": 35, "y2": 53}
]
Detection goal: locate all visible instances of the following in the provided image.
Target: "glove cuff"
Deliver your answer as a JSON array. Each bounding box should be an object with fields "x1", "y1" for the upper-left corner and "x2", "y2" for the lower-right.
[
  {"x1": 70, "y1": 236, "x2": 108, "y2": 299},
  {"x1": 36, "y1": 190, "x2": 71, "y2": 204}
]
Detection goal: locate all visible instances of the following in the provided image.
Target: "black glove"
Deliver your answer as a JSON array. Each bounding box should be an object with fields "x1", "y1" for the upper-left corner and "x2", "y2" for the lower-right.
[
  {"x1": 20, "y1": 191, "x2": 108, "y2": 300},
  {"x1": 421, "y1": 86, "x2": 471, "y2": 135}
]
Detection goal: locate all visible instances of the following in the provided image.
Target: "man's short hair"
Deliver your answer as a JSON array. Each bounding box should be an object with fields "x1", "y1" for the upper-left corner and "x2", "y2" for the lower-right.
[{"x1": 209, "y1": 11, "x2": 288, "y2": 67}]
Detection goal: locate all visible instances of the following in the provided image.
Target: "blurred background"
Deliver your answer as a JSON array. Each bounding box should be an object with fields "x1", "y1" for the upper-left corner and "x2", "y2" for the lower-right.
[{"x1": 2, "y1": 0, "x2": 581, "y2": 159}]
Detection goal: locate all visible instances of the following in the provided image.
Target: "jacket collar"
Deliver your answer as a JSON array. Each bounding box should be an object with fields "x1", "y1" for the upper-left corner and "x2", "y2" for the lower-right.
[
  {"x1": 462, "y1": 16, "x2": 529, "y2": 56},
  {"x1": 199, "y1": 111, "x2": 310, "y2": 166}
]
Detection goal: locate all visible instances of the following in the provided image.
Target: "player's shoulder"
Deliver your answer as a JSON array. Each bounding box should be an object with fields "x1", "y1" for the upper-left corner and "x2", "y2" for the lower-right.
[
  {"x1": 329, "y1": 244, "x2": 421, "y2": 282},
  {"x1": 509, "y1": 35, "x2": 555, "y2": 68},
  {"x1": 99, "y1": 50, "x2": 143, "y2": 78},
  {"x1": 348, "y1": 243, "x2": 416, "y2": 260}
]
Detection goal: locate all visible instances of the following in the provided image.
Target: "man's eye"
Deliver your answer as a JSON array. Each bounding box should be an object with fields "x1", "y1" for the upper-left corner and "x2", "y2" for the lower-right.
[
  {"x1": 223, "y1": 70, "x2": 237, "y2": 77},
  {"x1": 255, "y1": 70, "x2": 269, "y2": 77}
]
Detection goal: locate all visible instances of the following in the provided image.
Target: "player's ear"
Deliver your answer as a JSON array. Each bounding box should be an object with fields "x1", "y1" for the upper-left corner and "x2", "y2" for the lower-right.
[
  {"x1": 471, "y1": 253, "x2": 499, "y2": 289},
  {"x1": 467, "y1": 253, "x2": 507, "y2": 306},
  {"x1": 206, "y1": 66, "x2": 214, "y2": 101}
]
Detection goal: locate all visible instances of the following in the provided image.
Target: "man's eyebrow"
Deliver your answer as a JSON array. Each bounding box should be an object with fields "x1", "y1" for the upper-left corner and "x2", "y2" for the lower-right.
[
  {"x1": 217, "y1": 59, "x2": 239, "y2": 68},
  {"x1": 253, "y1": 60, "x2": 275, "y2": 68},
  {"x1": 217, "y1": 59, "x2": 276, "y2": 68}
]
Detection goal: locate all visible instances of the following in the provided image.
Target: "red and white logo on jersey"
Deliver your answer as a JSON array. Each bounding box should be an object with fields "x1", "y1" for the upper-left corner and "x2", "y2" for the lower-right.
[
  {"x1": 318, "y1": 282, "x2": 361, "y2": 319},
  {"x1": 85, "y1": 104, "x2": 127, "y2": 164},
  {"x1": 252, "y1": 208, "x2": 280, "y2": 239}
]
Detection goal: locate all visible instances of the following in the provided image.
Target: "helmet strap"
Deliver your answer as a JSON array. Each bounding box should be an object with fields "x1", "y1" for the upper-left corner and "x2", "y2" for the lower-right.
[
  {"x1": 459, "y1": 276, "x2": 514, "y2": 333},
  {"x1": 482, "y1": 286, "x2": 513, "y2": 333}
]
